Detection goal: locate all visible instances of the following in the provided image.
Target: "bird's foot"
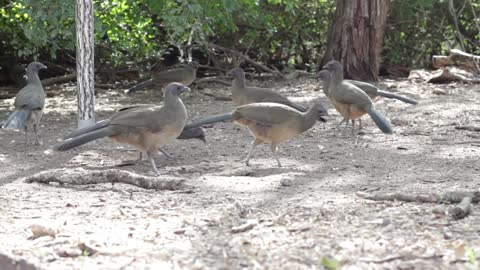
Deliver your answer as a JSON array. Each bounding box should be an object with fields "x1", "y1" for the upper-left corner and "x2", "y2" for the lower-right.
[
  {"x1": 159, "y1": 148, "x2": 175, "y2": 160},
  {"x1": 116, "y1": 160, "x2": 141, "y2": 167}
]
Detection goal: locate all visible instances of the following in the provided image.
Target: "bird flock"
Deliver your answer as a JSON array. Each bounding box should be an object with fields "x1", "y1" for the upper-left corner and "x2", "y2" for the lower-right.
[{"x1": 2, "y1": 60, "x2": 418, "y2": 175}]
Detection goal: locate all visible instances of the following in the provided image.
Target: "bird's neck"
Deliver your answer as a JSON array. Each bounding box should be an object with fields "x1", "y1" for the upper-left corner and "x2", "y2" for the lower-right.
[
  {"x1": 299, "y1": 107, "x2": 319, "y2": 132},
  {"x1": 232, "y1": 77, "x2": 246, "y2": 89},
  {"x1": 322, "y1": 78, "x2": 331, "y2": 97},
  {"x1": 164, "y1": 93, "x2": 181, "y2": 108},
  {"x1": 331, "y1": 70, "x2": 344, "y2": 86},
  {"x1": 27, "y1": 69, "x2": 42, "y2": 86}
]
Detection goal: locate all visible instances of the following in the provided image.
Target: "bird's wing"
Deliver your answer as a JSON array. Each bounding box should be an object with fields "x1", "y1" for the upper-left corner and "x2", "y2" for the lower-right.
[
  {"x1": 110, "y1": 105, "x2": 173, "y2": 133},
  {"x1": 235, "y1": 103, "x2": 298, "y2": 127},
  {"x1": 333, "y1": 82, "x2": 372, "y2": 110},
  {"x1": 14, "y1": 84, "x2": 45, "y2": 110}
]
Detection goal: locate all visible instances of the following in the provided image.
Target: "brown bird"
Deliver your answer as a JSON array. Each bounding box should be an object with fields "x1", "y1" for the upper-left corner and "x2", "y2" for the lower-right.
[
  {"x1": 53, "y1": 83, "x2": 191, "y2": 175},
  {"x1": 126, "y1": 62, "x2": 198, "y2": 94},
  {"x1": 320, "y1": 69, "x2": 417, "y2": 130},
  {"x1": 321, "y1": 61, "x2": 393, "y2": 134},
  {"x1": 183, "y1": 102, "x2": 326, "y2": 167},
  {"x1": 230, "y1": 67, "x2": 328, "y2": 122}
]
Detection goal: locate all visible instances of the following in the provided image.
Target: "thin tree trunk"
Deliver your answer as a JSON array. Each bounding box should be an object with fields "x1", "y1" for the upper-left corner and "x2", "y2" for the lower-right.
[
  {"x1": 322, "y1": 0, "x2": 389, "y2": 81},
  {"x1": 75, "y1": 0, "x2": 95, "y2": 128}
]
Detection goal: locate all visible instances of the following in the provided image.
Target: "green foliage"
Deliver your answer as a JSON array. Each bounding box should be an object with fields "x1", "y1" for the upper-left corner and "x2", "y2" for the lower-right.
[
  {"x1": 320, "y1": 256, "x2": 340, "y2": 270},
  {"x1": 0, "y1": 0, "x2": 478, "y2": 69},
  {"x1": 384, "y1": 0, "x2": 480, "y2": 67}
]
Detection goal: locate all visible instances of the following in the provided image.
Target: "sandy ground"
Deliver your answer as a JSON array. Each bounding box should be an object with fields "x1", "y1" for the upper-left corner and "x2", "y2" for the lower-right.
[{"x1": 0, "y1": 76, "x2": 479, "y2": 270}]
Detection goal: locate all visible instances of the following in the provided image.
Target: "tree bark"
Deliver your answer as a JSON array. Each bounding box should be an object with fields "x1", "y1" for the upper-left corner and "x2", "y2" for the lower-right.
[
  {"x1": 75, "y1": 0, "x2": 95, "y2": 128},
  {"x1": 322, "y1": 0, "x2": 389, "y2": 81}
]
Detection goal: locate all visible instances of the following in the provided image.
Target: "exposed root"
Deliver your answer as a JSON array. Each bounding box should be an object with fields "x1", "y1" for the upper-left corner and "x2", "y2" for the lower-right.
[{"x1": 24, "y1": 168, "x2": 185, "y2": 190}]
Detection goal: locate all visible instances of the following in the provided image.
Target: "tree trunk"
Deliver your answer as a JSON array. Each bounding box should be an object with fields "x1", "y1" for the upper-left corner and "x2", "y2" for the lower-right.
[
  {"x1": 322, "y1": 0, "x2": 389, "y2": 81},
  {"x1": 75, "y1": 0, "x2": 95, "y2": 128}
]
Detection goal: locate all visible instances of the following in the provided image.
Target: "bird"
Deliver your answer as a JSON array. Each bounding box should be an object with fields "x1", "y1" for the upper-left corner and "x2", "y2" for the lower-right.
[
  {"x1": 62, "y1": 104, "x2": 206, "y2": 161},
  {"x1": 53, "y1": 83, "x2": 191, "y2": 175},
  {"x1": 2, "y1": 62, "x2": 47, "y2": 145},
  {"x1": 321, "y1": 61, "x2": 393, "y2": 134},
  {"x1": 126, "y1": 61, "x2": 198, "y2": 94},
  {"x1": 319, "y1": 70, "x2": 417, "y2": 130},
  {"x1": 182, "y1": 102, "x2": 326, "y2": 167},
  {"x1": 230, "y1": 67, "x2": 328, "y2": 122},
  {"x1": 115, "y1": 104, "x2": 206, "y2": 142}
]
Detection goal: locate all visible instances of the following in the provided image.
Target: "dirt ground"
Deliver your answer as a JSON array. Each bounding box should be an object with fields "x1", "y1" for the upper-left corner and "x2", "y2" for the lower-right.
[{"x1": 0, "y1": 76, "x2": 479, "y2": 270}]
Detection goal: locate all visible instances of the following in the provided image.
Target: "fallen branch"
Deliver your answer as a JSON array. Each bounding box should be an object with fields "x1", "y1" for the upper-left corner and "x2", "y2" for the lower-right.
[
  {"x1": 356, "y1": 190, "x2": 480, "y2": 204},
  {"x1": 208, "y1": 43, "x2": 284, "y2": 77},
  {"x1": 448, "y1": 197, "x2": 472, "y2": 220},
  {"x1": 409, "y1": 66, "x2": 480, "y2": 84},
  {"x1": 284, "y1": 70, "x2": 317, "y2": 80},
  {"x1": 455, "y1": 125, "x2": 480, "y2": 132},
  {"x1": 41, "y1": 72, "x2": 77, "y2": 86},
  {"x1": 432, "y1": 49, "x2": 480, "y2": 72},
  {"x1": 195, "y1": 76, "x2": 231, "y2": 86},
  {"x1": 201, "y1": 88, "x2": 232, "y2": 101},
  {"x1": 24, "y1": 168, "x2": 185, "y2": 190}
]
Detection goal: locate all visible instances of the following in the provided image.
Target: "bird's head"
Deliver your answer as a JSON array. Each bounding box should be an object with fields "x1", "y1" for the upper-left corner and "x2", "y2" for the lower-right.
[
  {"x1": 322, "y1": 60, "x2": 343, "y2": 73},
  {"x1": 165, "y1": 82, "x2": 191, "y2": 96},
  {"x1": 310, "y1": 102, "x2": 329, "y2": 122},
  {"x1": 317, "y1": 70, "x2": 331, "y2": 82},
  {"x1": 230, "y1": 67, "x2": 245, "y2": 80},
  {"x1": 27, "y1": 62, "x2": 47, "y2": 73}
]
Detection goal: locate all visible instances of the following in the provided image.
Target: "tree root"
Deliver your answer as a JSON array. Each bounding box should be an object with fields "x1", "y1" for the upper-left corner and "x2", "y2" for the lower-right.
[
  {"x1": 24, "y1": 168, "x2": 185, "y2": 190},
  {"x1": 455, "y1": 125, "x2": 480, "y2": 132},
  {"x1": 357, "y1": 190, "x2": 479, "y2": 219},
  {"x1": 448, "y1": 197, "x2": 472, "y2": 220}
]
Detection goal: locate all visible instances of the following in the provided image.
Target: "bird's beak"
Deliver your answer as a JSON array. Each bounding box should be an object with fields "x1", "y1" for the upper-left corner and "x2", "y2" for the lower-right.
[
  {"x1": 182, "y1": 86, "x2": 191, "y2": 93},
  {"x1": 40, "y1": 64, "x2": 47, "y2": 70}
]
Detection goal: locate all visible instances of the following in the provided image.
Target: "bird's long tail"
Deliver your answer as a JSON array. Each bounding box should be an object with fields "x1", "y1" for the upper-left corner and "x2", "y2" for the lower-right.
[
  {"x1": 367, "y1": 108, "x2": 393, "y2": 134},
  {"x1": 2, "y1": 109, "x2": 30, "y2": 130},
  {"x1": 377, "y1": 90, "x2": 418, "y2": 105},
  {"x1": 289, "y1": 102, "x2": 307, "y2": 113},
  {"x1": 177, "y1": 126, "x2": 206, "y2": 143},
  {"x1": 126, "y1": 79, "x2": 153, "y2": 94},
  {"x1": 63, "y1": 119, "x2": 110, "y2": 139},
  {"x1": 184, "y1": 113, "x2": 233, "y2": 129},
  {"x1": 53, "y1": 128, "x2": 115, "y2": 151}
]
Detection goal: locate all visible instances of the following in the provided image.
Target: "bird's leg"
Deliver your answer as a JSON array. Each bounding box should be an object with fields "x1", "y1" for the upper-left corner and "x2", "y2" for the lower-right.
[
  {"x1": 351, "y1": 119, "x2": 356, "y2": 135},
  {"x1": 147, "y1": 151, "x2": 161, "y2": 176},
  {"x1": 358, "y1": 118, "x2": 363, "y2": 130},
  {"x1": 336, "y1": 118, "x2": 346, "y2": 128},
  {"x1": 245, "y1": 138, "x2": 262, "y2": 166},
  {"x1": 159, "y1": 148, "x2": 175, "y2": 160},
  {"x1": 270, "y1": 143, "x2": 282, "y2": 167},
  {"x1": 33, "y1": 123, "x2": 40, "y2": 145},
  {"x1": 116, "y1": 151, "x2": 143, "y2": 167},
  {"x1": 24, "y1": 127, "x2": 29, "y2": 145}
]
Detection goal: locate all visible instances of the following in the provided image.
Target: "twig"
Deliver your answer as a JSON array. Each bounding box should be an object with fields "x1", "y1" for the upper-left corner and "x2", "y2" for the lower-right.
[
  {"x1": 24, "y1": 168, "x2": 185, "y2": 190},
  {"x1": 356, "y1": 190, "x2": 480, "y2": 204},
  {"x1": 455, "y1": 125, "x2": 480, "y2": 132},
  {"x1": 41, "y1": 72, "x2": 77, "y2": 86},
  {"x1": 208, "y1": 43, "x2": 284, "y2": 77},
  {"x1": 360, "y1": 254, "x2": 443, "y2": 264},
  {"x1": 196, "y1": 76, "x2": 231, "y2": 86}
]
